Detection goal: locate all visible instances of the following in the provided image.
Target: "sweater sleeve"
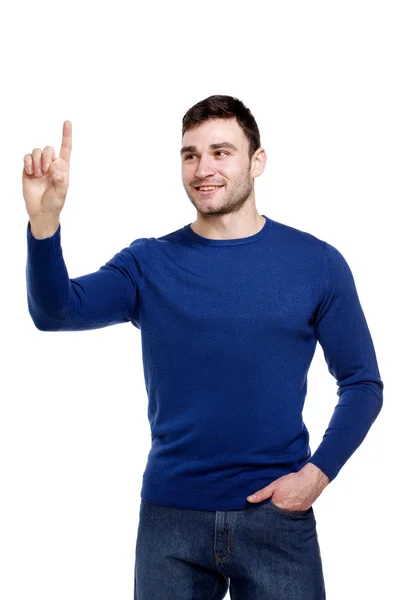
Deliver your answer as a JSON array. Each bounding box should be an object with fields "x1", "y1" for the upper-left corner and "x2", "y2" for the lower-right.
[
  {"x1": 26, "y1": 220, "x2": 147, "y2": 331},
  {"x1": 304, "y1": 241, "x2": 384, "y2": 483}
]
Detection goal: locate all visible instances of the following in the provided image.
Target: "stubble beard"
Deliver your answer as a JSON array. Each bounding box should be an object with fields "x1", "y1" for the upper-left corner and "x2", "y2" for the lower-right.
[{"x1": 185, "y1": 175, "x2": 254, "y2": 217}]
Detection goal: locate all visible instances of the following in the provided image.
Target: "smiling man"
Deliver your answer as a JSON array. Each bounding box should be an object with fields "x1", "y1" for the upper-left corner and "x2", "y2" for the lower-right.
[
  {"x1": 24, "y1": 95, "x2": 384, "y2": 599},
  {"x1": 181, "y1": 112, "x2": 267, "y2": 239}
]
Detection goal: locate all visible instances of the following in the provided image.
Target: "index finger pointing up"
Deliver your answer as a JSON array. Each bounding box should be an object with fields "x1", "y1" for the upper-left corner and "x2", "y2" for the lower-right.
[{"x1": 59, "y1": 120, "x2": 72, "y2": 162}]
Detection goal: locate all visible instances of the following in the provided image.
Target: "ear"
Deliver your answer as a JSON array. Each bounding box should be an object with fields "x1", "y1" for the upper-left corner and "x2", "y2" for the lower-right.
[{"x1": 251, "y1": 148, "x2": 267, "y2": 179}]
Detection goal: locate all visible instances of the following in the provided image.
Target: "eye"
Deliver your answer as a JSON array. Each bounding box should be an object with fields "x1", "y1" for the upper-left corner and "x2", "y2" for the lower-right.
[{"x1": 184, "y1": 151, "x2": 229, "y2": 160}]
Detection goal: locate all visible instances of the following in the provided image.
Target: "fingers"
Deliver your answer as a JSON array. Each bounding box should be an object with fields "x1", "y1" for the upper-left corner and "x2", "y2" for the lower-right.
[
  {"x1": 42, "y1": 146, "x2": 56, "y2": 173},
  {"x1": 24, "y1": 146, "x2": 56, "y2": 176},
  {"x1": 23, "y1": 154, "x2": 33, "y2": 175},
  {"x1": 31, "y1": 148, "x2": 43, "y2": 177},
  {"x1": 23, "y1": 119, "x2": 71, "y2": 177},
  {"x1": 59, "y1": 120, "x2": 72, "y2": 163}
]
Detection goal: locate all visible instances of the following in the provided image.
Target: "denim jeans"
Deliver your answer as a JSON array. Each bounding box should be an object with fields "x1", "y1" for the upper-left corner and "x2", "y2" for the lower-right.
[{"x1": 134, "y1": 498, "x2": 326, "y2": 599}]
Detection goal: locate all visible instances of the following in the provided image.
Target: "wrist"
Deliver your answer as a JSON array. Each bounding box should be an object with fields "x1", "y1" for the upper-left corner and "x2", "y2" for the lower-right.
[
  {"x1": 301, "y1": 462, "x2": 330, "y2": 486},
  {"x1": 29, "y1": 214, "x2": 60, "y2": 239}
]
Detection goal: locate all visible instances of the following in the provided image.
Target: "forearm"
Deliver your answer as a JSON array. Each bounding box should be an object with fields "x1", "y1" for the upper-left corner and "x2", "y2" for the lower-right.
[
  {"x1": 304, "y1": 380, "x2": 383, "y2": 482},
  {"x1": 26, "y1": 220, "x2": 74, "y2": 329}
]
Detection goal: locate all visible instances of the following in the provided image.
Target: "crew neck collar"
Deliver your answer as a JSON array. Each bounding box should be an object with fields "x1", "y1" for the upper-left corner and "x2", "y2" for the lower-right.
[{"x1": 182, "y1": 215, "x2": 272, "y2": 246}]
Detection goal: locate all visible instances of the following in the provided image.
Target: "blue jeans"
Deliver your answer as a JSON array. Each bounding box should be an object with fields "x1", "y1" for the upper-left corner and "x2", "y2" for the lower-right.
[{"x1": 134, "y1": 498, "x2": 326, "y2": 599}]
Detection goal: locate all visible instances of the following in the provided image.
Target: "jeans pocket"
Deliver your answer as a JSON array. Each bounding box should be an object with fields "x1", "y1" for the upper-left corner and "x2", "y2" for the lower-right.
[{"x1": 269, "y1": 499, "x2": 312, "y2": 516}]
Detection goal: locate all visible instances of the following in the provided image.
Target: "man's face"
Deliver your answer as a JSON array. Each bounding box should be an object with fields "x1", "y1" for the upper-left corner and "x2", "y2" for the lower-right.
[{"x1": 181, "y1": 117, "x2": 262, "y2": 216}]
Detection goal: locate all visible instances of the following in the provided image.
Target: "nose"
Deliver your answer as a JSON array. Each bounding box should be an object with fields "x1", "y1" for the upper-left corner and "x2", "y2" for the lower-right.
[{"x1": 195, "y1": 155, "x2": 217, "y2": 180}]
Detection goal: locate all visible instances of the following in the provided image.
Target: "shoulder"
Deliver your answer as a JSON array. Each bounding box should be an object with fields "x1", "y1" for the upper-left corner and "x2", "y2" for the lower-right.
[
  {"x1": 269, "y1": 218, "x2": 328, "y2": 274},
  {"x1": 270, "y1": 217, "x2": 326, "y2": 252},
  {"x1": 271, "y1": 218, "x2": 350, "y2": 265}
]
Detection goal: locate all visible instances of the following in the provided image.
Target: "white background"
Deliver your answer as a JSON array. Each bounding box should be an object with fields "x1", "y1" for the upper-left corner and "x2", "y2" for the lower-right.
[{"x1": 1, "y1": 1, "x2": 396, "y2": 598}]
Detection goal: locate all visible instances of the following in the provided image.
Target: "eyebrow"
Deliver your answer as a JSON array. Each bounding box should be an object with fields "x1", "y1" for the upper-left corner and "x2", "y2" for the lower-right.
[{"x1": 180, "y1": 142, "x2": 238, "y2": 155}]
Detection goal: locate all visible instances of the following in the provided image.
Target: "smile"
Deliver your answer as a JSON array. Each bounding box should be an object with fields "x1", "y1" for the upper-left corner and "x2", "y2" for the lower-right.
[{"x1": 195, "y1": 185, "x2": 224, "y2": 196}]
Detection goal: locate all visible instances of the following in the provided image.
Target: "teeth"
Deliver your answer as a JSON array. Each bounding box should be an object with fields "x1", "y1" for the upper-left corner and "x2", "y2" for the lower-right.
[{"x1": 198, "y1": 186, "x2": 221, "y2": 191}]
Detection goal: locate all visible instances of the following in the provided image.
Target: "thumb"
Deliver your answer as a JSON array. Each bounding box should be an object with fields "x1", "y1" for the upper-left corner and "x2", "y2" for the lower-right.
[
  {"x1": 48, "y1": 159, "x2": 69, "y2": 198},
  {"x1": 247, "y1": 483, "x2": 275, "y2": 503}
]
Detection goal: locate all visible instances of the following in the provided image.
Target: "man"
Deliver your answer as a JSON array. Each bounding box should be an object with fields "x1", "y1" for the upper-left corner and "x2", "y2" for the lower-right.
[{"x1": 24, "y1": 95, "x2": 383, "y2": 599}]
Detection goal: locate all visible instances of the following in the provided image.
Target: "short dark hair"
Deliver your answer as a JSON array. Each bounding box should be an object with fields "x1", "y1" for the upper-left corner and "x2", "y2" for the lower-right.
[{"x1": 182, "y1": 94, "x2": 261, "y2": 161}]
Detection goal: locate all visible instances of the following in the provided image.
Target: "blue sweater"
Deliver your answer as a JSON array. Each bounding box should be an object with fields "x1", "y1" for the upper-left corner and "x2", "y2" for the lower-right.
[{"x1": 26, "y1": 214, "x2": 383, "y2": 510}]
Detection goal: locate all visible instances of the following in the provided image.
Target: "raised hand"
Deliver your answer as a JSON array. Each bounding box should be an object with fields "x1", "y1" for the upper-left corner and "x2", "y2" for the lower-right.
[{"x1": 22, "y1": 120, "x2": 72, "y2": 222}]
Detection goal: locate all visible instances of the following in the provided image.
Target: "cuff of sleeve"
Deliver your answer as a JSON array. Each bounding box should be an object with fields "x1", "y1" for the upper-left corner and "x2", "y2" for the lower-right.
[{"x1": 27, "y1": 220, "x2": 61, "y2": 255}]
